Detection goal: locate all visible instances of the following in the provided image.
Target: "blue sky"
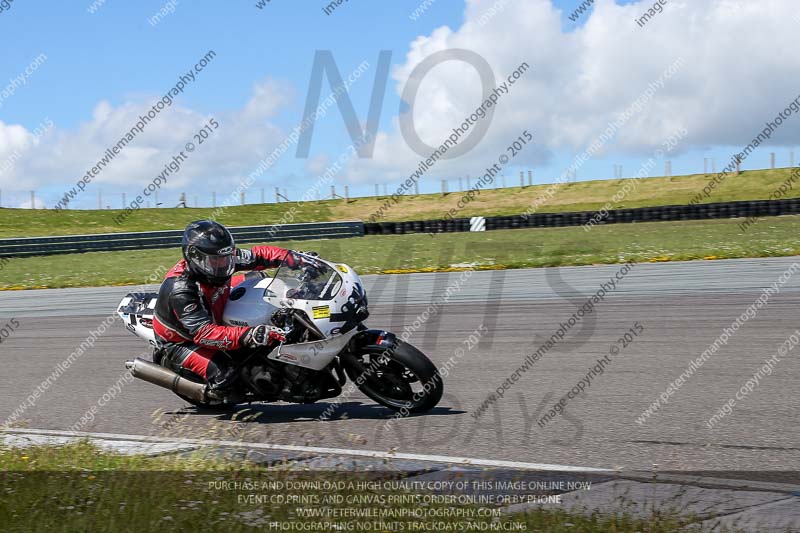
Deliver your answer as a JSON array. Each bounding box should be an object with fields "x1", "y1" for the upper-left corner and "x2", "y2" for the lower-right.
[
  {"x1": 0, "y1": 0, "x2": 797, "y2": 209},
  {"x1": 3, "y1": 1, "x2": 452, "y2": 133},
  {"x1": 2, "y1": 0, "x2": 597, "y2": 127}
]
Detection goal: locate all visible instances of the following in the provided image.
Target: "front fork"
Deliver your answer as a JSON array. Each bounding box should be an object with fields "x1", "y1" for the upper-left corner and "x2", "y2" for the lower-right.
[
  {"x1": 338, "y1": 326, "x2": 399, "y2": 381},
  {"x1": 348, "y1": 326, "x2": 398, "y2": 353}
]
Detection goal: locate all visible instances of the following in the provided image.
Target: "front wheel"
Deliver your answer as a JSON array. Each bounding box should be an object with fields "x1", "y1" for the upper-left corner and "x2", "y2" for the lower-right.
[{"x1": 341, "y1": 341, "x2": 443, "y2": 414}]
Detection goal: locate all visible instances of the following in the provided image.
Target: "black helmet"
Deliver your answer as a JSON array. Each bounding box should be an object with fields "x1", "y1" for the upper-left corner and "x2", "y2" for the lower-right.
[{"x1": 182, "y1": 220, "x2": 236, "y2": 285}]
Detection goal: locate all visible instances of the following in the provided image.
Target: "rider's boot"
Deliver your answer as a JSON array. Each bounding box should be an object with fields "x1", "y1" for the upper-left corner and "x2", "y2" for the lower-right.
[{"x1": 208, "y1": 365, "x2": 237, "y2": 392}]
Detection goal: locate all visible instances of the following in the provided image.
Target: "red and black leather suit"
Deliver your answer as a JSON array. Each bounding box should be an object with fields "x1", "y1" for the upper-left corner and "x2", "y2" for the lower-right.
[{"x1": 153, "y1": 245, "x2": 290, "y2": 386}]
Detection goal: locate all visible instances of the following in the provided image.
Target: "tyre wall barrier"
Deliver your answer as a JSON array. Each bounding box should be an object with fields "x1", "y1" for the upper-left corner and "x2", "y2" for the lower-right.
[{"x1": 362, "y1": 198, "x2": 800, "y2": 235}]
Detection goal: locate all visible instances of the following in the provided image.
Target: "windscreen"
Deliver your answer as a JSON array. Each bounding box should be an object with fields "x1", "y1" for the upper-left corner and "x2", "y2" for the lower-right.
[{"x1": 265, "y1": 251, "x2": 342, "y2": 301}]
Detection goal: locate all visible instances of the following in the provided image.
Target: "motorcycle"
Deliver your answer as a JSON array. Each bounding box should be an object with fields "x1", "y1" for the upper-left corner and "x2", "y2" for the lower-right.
[{"x1": 117, "y1": 251, "x2": 443, "y2": 413}]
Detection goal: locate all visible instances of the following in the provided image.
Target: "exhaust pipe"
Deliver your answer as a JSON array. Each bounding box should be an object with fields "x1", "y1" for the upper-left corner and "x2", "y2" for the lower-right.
[{"x1": 125, "y1": 357, "x2": 210, "y2": 403}]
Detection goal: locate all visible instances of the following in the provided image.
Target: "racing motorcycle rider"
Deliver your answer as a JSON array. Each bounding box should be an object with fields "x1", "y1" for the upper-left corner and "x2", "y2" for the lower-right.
[{"x1": 153, "y1": 220, "x2": 308, "y2": 391}]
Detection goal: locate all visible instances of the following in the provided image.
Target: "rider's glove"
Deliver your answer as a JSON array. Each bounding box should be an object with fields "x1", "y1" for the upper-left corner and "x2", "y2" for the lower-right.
[
  {"x1": 287, "y1": 252, "x2": 324, "y2": 278},
  {"x1": 243, "y1": 325, "x2": 286, "y2": 348}
]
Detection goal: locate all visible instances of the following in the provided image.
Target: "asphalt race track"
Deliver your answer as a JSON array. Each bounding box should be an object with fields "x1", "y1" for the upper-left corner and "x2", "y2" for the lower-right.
[{"x1": 2, "y1": 256, "x2": 800, "y2": 472}]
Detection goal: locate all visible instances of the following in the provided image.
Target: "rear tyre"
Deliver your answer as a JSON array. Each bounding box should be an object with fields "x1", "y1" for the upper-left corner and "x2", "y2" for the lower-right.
[{"x1": 342, "y1": 340, "x2": 443, "y2": 414}]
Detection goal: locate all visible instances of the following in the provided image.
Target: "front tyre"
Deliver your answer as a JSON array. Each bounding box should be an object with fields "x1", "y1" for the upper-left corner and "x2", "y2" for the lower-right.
[{"x1": 342, "y1": 341, "x2": 443, "y2": 414}]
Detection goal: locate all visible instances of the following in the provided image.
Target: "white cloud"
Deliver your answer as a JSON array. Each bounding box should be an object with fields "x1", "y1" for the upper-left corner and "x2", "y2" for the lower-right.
[
  {"x1": 344, "y1": 0, "x2": 800, "y2": 183},
  {"x1": 17, "y1": 196, "x2": 47, "y2": 209},
  {"x1": 0, "y1": 119, "x2": 54, "y2": 188},
  {"x1": 304, "y1": 153, "x2": 330, "y2": 176},
  {"x1": 243, "y1": 79, "x2": 294, "y2": 119},
  {"x1": 5, "y1": 0, "x2": 800, "y2": 198},
  {"x1": 0, "y1": 78, "x2": 292, "y2": 196}
]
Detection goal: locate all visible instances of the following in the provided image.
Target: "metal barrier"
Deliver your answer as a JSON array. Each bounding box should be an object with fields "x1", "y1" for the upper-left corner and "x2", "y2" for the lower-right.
[
  {"x1": 0, "y1": 221, "x2": 364, "y2": 258},
  {"x1": 2, "y1": 197, "x2": 798, "y2": 258}
]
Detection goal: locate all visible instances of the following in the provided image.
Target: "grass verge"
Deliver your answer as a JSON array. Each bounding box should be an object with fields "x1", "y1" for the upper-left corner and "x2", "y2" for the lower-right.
[
  {"x1": 0, "y1": 442, "x2": 698, "y2": 532},
  {"x1": 0, "y1": 167, "x2": 798, "y2": 238},
  {"x1": 1, "y1": 215, "x2": 799, "y2": 290}
]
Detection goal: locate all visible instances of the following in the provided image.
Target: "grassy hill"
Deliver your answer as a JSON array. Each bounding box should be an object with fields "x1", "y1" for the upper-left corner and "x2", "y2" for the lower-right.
[
  {"x1": 0, "y1": 167, "x2": 797, "y2": 238},
  {"x1": 2, "y1": 215, "x2": 799, "y2": 290}
]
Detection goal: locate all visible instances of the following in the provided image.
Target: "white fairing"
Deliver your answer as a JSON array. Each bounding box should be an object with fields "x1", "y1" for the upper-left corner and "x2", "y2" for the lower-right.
[
  {"x1": 264, "y1": 332, "x2": 356, "y2": 371},
  {"x1": 117, "y1": 295, "x2": 158, "y2": 347},
  {"x1": 222, "y1": 260, "x2": 364, "y2": 371},
  {"x1": 117, "y1": 256, "x2": 366, "y2": 372},
  {"x1": 220, "y1": 276, "x2": 281, "y2": 327}
]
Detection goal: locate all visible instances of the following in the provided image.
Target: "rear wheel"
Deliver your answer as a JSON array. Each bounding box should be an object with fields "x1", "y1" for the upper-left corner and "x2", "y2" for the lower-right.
[{"x1": 342, "y1": 341, "x2": 443, "y2": 413}]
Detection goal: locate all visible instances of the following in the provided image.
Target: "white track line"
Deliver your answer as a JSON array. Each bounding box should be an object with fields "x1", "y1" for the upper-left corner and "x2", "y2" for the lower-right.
[{"x1": 3, "y1": 428, "x2": 610, "y2": 473}]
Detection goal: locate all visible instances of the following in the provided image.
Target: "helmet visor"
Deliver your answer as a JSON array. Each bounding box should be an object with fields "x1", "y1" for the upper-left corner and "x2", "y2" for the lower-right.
[{"x1": 188, "y1": 246, "x2": 236, "y2": 280}]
